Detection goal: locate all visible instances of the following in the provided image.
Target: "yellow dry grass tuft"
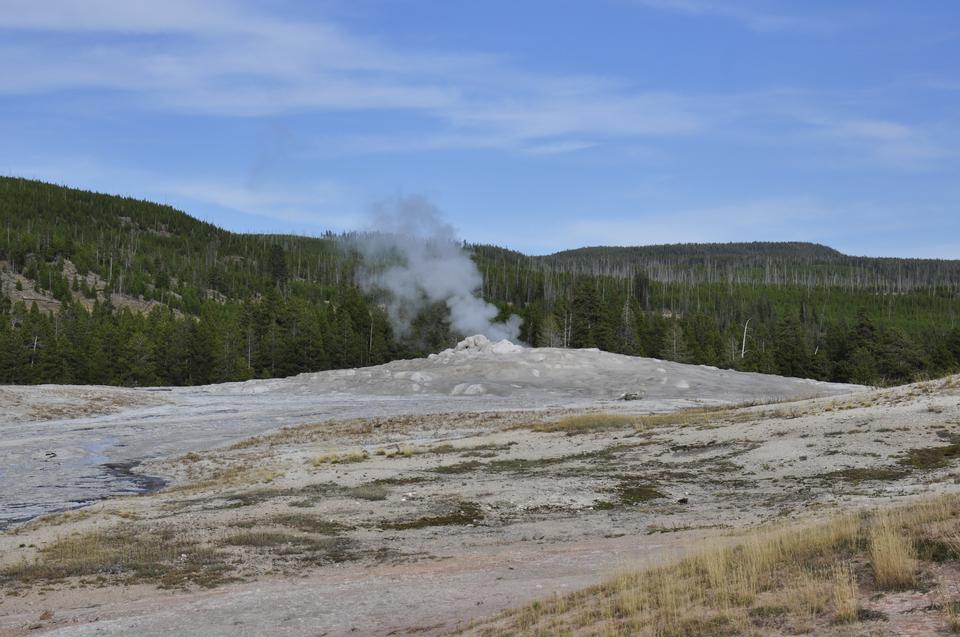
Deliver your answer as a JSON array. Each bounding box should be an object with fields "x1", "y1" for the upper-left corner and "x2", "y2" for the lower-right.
[
  {"x1": 165, "y1": 464, "x2": 284, "y2": 493},
  {"x1": 530, "y1": 413, "x2": 637, "y2": 434},
  {"x1": 868, "y1": 512, "x2": 917, "y2": 590},
  {"x1": 309, "y1": 449, "x2": 368, "y2": 466},
  {"x1": 831, "y1": 562, "x2": 858, "y2": 623}
]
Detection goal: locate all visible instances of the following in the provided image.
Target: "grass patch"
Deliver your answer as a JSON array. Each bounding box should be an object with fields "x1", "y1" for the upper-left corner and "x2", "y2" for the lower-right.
[
  {"x1": 167, "y1": 465, "x2": 284, "y2": 494},
  {"x1": 601, "y1": 477, "x2": 665, "y2": 506},
  {"x1": 943, "y1": 597, "x2": 960, "y2": 633},
  {"x1": 1, "y1": 526, "x2": 233, "y2": 589},
  {"x1": 380, "y1": 501, "x2": 483, "y2": 530},
  {"x1": 458, "y1": 442, "x2": 517, "y2": 457},
  {"x1": 531, "y1": 413, "x2": 637, "y2": 434},
  {"x1": 270, "y1": 514, "x2": 350, "y2": 535},
  {"x1": 467, "y1": 495, "x2": 960, "y2": 637},
  {"x1": 431, "y1": 460, "x2": 484, "y2": 474},
  {"x1": 371, "y1": 475, "x2": 436, "y2": 486},
  {"x1": 309, "y1": 449, "x2": 368, "y2": 466},
  {"x1": 221, "y1": 531, "x2": 357, "y2": 564},
  {"x1": 342, "y1": 483, "x2": 391, "y2": 500},
  {"x1": 868, "y1": 512, "x2": 917, "y2": 590},
  {"x1": 900, "y1": 442, "x2": 960, "y2": 470},
  {"x1": 831, "y1": 562, "x2": 858, "y2": 623}
]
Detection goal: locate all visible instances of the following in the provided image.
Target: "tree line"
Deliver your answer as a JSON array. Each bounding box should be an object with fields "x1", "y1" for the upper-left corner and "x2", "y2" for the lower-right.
[{"x1": 1, "y1": 176, "x2": 959, "y2": 387}]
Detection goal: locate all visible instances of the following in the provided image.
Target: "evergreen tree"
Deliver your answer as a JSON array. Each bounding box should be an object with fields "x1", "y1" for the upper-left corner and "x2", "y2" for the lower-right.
[{"x1": 267, "y1": 244, "x2": 288, "y2": 288}]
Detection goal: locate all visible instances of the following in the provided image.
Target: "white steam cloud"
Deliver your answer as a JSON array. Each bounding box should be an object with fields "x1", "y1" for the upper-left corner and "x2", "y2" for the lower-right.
[{"x1": 353, "y1": 195, "x2": 522, "y2": 343}]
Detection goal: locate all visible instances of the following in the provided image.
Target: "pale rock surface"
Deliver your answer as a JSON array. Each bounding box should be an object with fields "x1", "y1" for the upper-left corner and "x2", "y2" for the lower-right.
[{"x1": 0, "y1": 336, "x2": 863, "y2": 528}]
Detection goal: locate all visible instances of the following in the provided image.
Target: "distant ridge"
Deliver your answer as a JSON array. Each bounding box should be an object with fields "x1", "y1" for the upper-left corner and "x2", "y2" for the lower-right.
[{"x1": 548, "y1": 241, "x2": 845, "y2": 260}]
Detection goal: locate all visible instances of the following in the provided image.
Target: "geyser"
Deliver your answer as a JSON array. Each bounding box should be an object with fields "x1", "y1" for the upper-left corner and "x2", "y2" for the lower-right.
[{"x1": 353, "y1": 195, "x2": 522, "y2": 342}]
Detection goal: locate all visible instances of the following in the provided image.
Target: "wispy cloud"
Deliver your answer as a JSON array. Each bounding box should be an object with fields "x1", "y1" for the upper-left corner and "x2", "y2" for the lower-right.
[
  {"x1": 784, "y1": 112, "x2": 955, "y2": 170},
  {"x1": 0, "y1": 0, "x2": 949, "y2": 172},
  {"x1": 0, "y1": 0, "x2": 707, "y2": 152},
  {"x1": 167, "y1": 179, "x2": 362, "y2": 232},
  {"x1": 628, "y1": 0, "x2": 836, "y2": 34}
]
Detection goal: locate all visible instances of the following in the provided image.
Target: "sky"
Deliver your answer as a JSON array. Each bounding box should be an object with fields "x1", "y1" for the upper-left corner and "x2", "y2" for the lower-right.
[{"x1": 0, "y1": 0, "x2": 958, "y2": 257}]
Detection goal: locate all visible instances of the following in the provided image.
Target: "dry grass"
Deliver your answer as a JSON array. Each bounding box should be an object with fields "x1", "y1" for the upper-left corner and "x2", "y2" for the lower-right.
[
  {"x1": 166, "y1": 464, "x2": 284, "y2": 494},
  {"x1": 831, "y1": 562, "x2": 858, "y2": 623},
  {"x1": 308, "y1": 449, "x2": 368, "y2": 466},
  {"x1": 10, "y1": 507, "x2": 96, "y2": 534},
  {"x1": 1, "y1": 526, "x2": 232, "y2": 589},
  {"x1": 868, "y1": 512, "x2": 917, "y2": 590},
  {"x1": 941, "y1": 375, "x2": 960, "y2": 390},
  {"x1": 466, "y1": 495, "x2": 960, "y2": 637},
  {"x1": 527, "y1": 402, "x2": 784, "y2": 436},
  {"x1": 940, "y1": 588, "x2": 960, "y2": 634},
  {"x1": 531, "y1": 413, "x2": 637, "y2": 434}
]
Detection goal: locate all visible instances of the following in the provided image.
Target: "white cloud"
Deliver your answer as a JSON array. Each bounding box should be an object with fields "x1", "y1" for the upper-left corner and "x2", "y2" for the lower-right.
[
  {"x1": 629, "y1": 0, "x2": 835, "y2": 34},
  {"x1": 0, "y1": 0, "x2": 950, "y2": 171},
  {"x1": 795, "y1": 116, "x2": 953, "y2": 170},
  {"x1": 0, "y1": 0, "x2": 704, "y2": 152}
]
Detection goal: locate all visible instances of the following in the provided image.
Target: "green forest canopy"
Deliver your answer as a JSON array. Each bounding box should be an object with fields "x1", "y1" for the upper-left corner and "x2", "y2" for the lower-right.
[{"x1": 1, "y1": 176, "x2": 958, "y2": 387}]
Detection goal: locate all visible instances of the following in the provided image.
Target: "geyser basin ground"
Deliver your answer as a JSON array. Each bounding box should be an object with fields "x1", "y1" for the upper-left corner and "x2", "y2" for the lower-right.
[
  {"x1": 16, "y1": 338, "x2": 950, "y2": 636},
  {"x1": 0, "y1": 338, "x2": 858, "y2": 528}
]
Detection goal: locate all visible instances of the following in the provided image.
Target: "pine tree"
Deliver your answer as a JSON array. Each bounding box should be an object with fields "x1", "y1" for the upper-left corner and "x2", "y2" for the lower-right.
[{"x1": 267, "y1": 244, "x2": 288, "y2": 288}]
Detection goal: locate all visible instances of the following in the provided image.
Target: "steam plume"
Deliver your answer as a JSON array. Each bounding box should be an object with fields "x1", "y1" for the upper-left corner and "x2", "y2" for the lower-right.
[{"x1": 353, "y1": 195, "x2": 522, "y2": 342}]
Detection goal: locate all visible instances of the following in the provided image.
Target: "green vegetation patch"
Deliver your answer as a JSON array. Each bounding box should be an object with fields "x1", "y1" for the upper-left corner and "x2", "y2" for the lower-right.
[
  {"x1": 615, "y1": 481, "x2": 666, "y2": 505},
  {"x1": 380, "y1": 501, "x2": 483, "y2": 530},
  {"x1": 899, "y1": 442, "x2": 960, "y2": 470},
  {"x1": 270, "y1": 514, "x2": 351, "y2": 535},
  {"x1": 597, "y1": 477, "x2": 665, "y2": 507},
  {"x1": 914, "y1": 536, "x2": 960, "y2": 562}
]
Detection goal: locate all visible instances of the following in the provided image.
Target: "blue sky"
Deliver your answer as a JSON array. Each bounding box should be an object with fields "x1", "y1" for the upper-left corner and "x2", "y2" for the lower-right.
[{"x1": 1, "y1": 1, "x2": 958, "y2": 257}]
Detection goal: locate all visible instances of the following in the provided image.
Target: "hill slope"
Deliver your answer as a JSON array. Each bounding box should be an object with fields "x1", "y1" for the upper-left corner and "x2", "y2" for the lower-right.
[{"x1": 1, "y1": 176, "x2": 959, "y2": 387}]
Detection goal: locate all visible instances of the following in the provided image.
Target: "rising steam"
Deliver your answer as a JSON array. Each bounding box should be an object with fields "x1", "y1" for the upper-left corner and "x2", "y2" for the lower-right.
[{"x1": 353, "y1": 195, "x2": 522, "y2": 343}]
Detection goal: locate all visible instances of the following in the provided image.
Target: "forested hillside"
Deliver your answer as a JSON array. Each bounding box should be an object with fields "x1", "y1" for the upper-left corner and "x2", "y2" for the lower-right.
[{"x1": 1, "y1": 176, "x2": 959, "y2": 387}]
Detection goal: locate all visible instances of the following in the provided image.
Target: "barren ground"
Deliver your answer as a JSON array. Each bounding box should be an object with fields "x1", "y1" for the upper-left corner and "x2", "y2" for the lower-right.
[{"x1": 2, "y1": 341, "x2": 958, "y2": 636}]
